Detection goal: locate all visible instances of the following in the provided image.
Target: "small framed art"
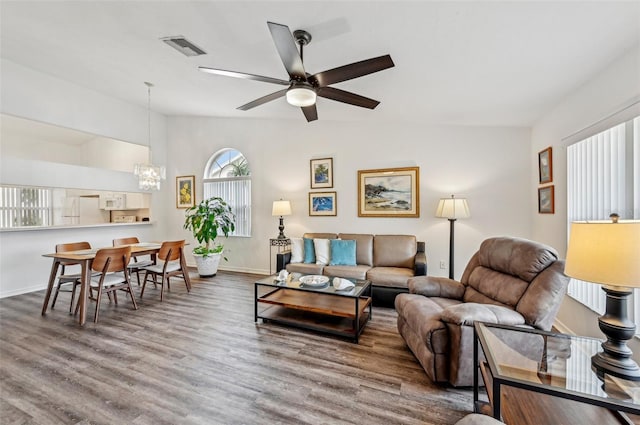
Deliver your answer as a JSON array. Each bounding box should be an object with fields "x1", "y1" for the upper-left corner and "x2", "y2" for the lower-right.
[
  {"x1": 176, "y1": 175, "x2": 195, "y2": 208},
  {"x1": 538, "y1": 147, "x2": 553, "y2": 184},
  {"x1": 357, "y1": 166, "x2": 420, "y2": 217},
  {"x1": 309, "y1": 191, "x2": 337, "y2": 216},
  {"x1": 538, "y1": 186, "x2": 554, "y2": 214},
  {"x1": 310, "y1": 158, "x2": 333, "y2": 189}
]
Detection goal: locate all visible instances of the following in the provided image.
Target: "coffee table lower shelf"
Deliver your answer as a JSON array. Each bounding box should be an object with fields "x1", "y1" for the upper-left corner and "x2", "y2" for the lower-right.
[{"x1": 256, "y1": 288, "x2": 372, "y2": 343}]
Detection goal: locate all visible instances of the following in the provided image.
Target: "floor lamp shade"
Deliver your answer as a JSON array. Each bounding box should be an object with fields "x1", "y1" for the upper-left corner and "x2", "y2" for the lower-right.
[
  {"x1": 435, "y1": 195, "x2": 470, "y2": 279},
  {"x1": 272, "y1": 200, "x2": 292, "y2": 240},
  {"x1": 565, "y1": 221, "x2": 640, "y2": 380}
]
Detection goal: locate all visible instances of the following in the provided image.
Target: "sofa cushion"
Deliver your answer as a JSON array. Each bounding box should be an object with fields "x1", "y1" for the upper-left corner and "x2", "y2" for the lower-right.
[
  {"x1": 290, "y1": 237, "x2": 304, "y2": 263},
  {"x1": 329, "y1": 239, "x2": 357, "y2": 266},
  {"x1": 313, "y1": 238, "x2": 331, "y2": 265},
  {"x1": 303, "y1": 238, "x2": 315, "y2": 263},
  {"x1": 477, "y1": 237, "x2": 558, "y2": 282},
  {"x1": 338, "y1": 233, "x2": 374, "y2": 266},
  {"x1": 373, "y1": 235, "x2": 416, "y2": 268},
  {"x1": 303, "y1": 232, "x2": 338, "y2": 240},
  {"x1": 323, "y1": 264, "x2": 371, "y2": 280},
  {"x1": 286, "y1": 262, "x2": 324, "y2": 275},
  {"x1": 440, "y1": 303, "x2": 525, "y2": 327},
  {"x1": 367, "y1": 266, "x2": 414, "y2": 288}
]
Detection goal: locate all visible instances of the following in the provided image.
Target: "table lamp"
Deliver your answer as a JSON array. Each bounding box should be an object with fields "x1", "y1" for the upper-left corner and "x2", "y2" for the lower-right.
[
  {"x1": 435, "y1": 195, "x2": 471, "y2": 279},
  {"x1": 565, "y1": 220, "x2": 640, "y2": 381},
  {"x1": 272, "y1": 200, "x2": 292, "y2": 239}
]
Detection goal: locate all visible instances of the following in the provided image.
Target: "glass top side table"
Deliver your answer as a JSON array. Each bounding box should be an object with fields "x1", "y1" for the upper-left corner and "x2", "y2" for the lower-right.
[{"x1": 474, "y1": 322, "x2": 640, "y2": 422}]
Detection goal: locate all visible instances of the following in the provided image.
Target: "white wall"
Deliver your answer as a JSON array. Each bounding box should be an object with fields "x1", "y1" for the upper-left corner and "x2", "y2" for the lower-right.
[
  {"x1": 531, "y1": 46, "x2": 640, "y2": 355},
  {"x1": 167, "y1": 116, "x2": 532, "y2": 276},
  {"x1": 0, "y1": 59, "x2": 171, "y2": 297}
]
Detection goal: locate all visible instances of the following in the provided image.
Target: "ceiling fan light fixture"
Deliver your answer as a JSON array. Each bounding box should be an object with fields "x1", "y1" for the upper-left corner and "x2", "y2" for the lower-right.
[{"x1": 286, "y1": 86, "x2": 316, "y2": 107}]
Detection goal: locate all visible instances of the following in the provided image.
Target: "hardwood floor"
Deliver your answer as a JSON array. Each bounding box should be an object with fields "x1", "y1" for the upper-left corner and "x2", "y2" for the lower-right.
[{"x1": 0, "y1": 271, "x2": 472, "y2": 425}]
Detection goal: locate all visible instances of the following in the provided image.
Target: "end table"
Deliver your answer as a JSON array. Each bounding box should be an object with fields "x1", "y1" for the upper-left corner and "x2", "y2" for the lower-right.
[{"x1": 269, "y1": 238, "x2": 290, "y2": 275}]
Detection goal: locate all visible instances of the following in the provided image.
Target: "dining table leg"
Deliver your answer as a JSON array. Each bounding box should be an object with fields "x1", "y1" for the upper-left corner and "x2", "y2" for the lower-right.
[
  {"x1": 78, "y1": 259, "x2": 92, "y2": 326},
  {"x1": 41, "y1": 259, "x2": 61, "y2": 315}
]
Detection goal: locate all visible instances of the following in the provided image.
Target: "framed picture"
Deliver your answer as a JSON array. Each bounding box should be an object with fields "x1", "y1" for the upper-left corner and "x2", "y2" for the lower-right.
[
  {"x1": 310, "y1": 157, "x2": 333, "y2": 189},
  {"x1": 357, "y1": 166, "x2": 420, "y2": 217},
  {"x1": 538, "y1": 186, "x2": 555, "y2": 214},
  {"x1": 176, "y1": 175, "x2": 195, "y2": 208},
  {"x1": 309, "y1": 191, "x2": 337, "y2": 216},
  {"x1": 538, "y1": 147, "x2": 553, "y2": 184}
]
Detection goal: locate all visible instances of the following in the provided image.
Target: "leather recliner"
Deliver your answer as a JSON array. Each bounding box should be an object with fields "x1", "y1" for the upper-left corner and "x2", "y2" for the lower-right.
[{"x1": 395, "y1": 237, "x2": 569, "y2": 387}]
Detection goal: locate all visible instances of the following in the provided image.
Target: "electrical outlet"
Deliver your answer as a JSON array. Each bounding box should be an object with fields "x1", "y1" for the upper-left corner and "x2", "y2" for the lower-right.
[{"x1": 439, "y1": 260, "x2": 446, "y2": 269}]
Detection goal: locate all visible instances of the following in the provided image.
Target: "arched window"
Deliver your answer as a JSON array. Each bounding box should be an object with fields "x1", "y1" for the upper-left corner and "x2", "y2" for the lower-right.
[{"x1": 203, "y1": 148, "x2": 251, "y2": 237}]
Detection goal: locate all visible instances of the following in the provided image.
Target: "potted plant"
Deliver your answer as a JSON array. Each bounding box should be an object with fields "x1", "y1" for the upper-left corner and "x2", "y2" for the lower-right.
[{"x1": 183, "y1": 196, "x2": 235, "y2": 277}]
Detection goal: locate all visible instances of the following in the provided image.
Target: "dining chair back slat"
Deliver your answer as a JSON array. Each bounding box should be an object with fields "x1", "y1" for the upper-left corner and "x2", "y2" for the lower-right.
[
  {"x1": 51, "y1": 241, "x2": 92, "y2": 313},
  {"x1": 92, "y1": 246, "x2": 131, "y2": 274},
  {"x1": 141, "y1": 240, "x2": 189, "y2": 302},
  {"x1": 112, "y1": 237, "x2": 153, "y2": 286},
  {"x1": 158, "y1": 240, "x2": 184, "y2": 262}
]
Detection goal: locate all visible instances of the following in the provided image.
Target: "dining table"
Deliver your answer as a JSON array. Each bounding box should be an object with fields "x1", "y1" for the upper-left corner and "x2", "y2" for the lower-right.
[{"x1": 41, "y1": 242, "x2": 190, "y2": 326}]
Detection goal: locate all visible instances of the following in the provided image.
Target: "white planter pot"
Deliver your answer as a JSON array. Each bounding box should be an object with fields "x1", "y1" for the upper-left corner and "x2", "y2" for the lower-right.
[{"x1": 193, "y1": 252, "x2": 222, "y2": 277}]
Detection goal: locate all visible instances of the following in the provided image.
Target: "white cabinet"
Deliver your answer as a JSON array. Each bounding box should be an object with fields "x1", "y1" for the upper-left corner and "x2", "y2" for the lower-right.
[
  {"x1": 125, "y1": 193, "x2": 145, "y2": 209},
  {"x1": 99, "y1": 192, "x2": 125, "y2": 210}
]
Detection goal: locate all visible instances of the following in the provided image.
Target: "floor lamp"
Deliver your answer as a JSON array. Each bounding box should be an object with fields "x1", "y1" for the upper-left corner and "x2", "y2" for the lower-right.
[
  {"x1": 565, "y1": 220, "x2": 640, "y2": 381},
  {"x1": 435, "y1": 195, "x2": 471, "y2": 279}
]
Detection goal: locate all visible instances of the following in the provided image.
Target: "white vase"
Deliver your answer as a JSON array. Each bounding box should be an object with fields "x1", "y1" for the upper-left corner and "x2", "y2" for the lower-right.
[{"x1": 193, "y1": 252, "x2": 222, "y2": 277}]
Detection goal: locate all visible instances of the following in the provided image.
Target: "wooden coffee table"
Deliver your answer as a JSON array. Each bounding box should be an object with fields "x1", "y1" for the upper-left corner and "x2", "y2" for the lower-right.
[{"x1": 254, "y1": 274, "x2": 372, "y2": 343}]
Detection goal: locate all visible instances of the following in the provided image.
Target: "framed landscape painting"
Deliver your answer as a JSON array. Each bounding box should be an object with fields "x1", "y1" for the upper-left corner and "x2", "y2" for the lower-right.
[
  {"x1": 538, "y1": 147, "x2": 553, "y2": 184},
  {"x1": 358, "y1": 167, "x2": 419, "y2": 217},
  {"x1": 309, "y1": 192, "x2": 337, "y2": 216},
  {"x1": 176, "y1": 175, "x2": 195, "y2": 208},
  {"x1": 310, "y1": 158, "x2": 333, "y2": 189},
  {"x1": 538, "y1": 185, "x2": 554, "y2": 214}
]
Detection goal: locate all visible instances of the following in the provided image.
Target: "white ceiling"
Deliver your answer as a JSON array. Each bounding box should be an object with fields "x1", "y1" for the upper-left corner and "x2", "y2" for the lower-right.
[{"x1": 1, "y1": 1, "x2": 639, "y2": 126}]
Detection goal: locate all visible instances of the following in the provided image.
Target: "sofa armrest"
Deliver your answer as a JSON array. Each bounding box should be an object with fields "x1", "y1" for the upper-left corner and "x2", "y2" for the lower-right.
[
  {"x1": 414, "y1": 242, "x2": 427, "y2": 276},
  {"x1": 408, "y1": 276, "x2": 465, "y2": 299},
  {"x1": 441, "y1": 303, "x2": 526, "y2": 327},
  {"x1": 276, "y1": 252, "x2": 291, "y2": 272}
]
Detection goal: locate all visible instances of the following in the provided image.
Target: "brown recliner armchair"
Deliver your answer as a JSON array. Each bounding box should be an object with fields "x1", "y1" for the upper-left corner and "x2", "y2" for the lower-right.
[{"x1": 395, "y1": 237, "x2": 569, "y2": 387}]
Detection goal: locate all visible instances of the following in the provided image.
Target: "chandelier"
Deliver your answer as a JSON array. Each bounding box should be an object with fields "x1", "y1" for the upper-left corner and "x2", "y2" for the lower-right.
[{"x1": 134, "y1": 82, "x2": 166, "y2": 190}]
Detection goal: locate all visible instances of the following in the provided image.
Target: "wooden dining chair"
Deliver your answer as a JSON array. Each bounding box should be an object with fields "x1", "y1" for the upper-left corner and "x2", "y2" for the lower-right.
[
  {"x1": 112, "y1": 237, "x2": 154, "y2": 285},
  {"x1": 83, "y1": 246, "x2": 138, "y2": 323},
  {"x1": 50, "y1": 241, "x2": 92, "y2": 313},
  {"x1": 140, "y1": 240, "x2": 190, "y2": 302}
]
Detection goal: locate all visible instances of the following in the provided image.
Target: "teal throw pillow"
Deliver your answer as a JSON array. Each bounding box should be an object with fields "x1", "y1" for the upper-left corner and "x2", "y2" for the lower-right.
[
  {"x1": 303, "y1": 238, "x2": 316, "y2": 263},
  {"x1": 329, "y1": 239, "x2": 357, "y2": 266}
]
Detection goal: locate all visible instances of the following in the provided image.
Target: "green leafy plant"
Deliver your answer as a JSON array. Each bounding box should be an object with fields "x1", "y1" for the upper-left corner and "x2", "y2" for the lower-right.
[{"x1": 183, "y1": 197, "x2": 235, "y2": 257}]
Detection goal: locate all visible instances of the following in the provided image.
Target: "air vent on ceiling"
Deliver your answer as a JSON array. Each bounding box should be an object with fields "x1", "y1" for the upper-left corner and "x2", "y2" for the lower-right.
[{"x1": 161, "y1": 36, "x2": 206, "y2": 57}]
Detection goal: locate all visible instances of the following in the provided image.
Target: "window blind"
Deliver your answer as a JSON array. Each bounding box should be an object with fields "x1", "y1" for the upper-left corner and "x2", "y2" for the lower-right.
[
  {"x1": 203, "y1": 177, "x2": 251, "y2": 237},
  {"x1": 0, "y1": 186, "x2": 52, "y2": 228},
  {"x1": 566, "y1": 118, "x2": 638, "y2": 317}
]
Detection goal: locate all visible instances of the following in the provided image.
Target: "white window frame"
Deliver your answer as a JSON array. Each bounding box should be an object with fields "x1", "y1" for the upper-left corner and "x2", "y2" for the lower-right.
[
  {"x1": 564, "y1": 103, "x2": 639, "y2": 331},
  {"x1": 203, "y1": 149, "x2": 251, "y2": 237}
]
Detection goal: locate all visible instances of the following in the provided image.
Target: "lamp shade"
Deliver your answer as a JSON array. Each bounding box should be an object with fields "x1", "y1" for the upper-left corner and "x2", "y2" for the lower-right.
[
  {"x1": 435, "y1": 196, "x2": 470, "y2": 219},
  {"x1": 272, "y1": 200, "x2": 292, "y2": 216},
  {"x1": 565, "y1": 221, "x2": 640, "y2": 288}
]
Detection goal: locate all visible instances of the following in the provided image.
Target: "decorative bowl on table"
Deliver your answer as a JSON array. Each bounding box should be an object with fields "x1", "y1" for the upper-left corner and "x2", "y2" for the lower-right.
[{"x1": 299, "y1": 275, "x2": 329, "y2": 287}]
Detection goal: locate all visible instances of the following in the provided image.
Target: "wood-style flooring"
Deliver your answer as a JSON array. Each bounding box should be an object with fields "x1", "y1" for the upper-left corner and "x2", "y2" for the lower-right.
[{"x1": 0, "y1": 271, "x2": 472, "y2": 425}]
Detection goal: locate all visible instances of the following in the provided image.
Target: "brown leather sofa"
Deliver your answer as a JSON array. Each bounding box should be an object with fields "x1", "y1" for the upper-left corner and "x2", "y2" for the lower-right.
[
  {"x1": 277, "y1": 233, "x2": 426, "y2": 306},
  {"x1": 395, "y1": 237, "x2": 569, "y2": 387}
]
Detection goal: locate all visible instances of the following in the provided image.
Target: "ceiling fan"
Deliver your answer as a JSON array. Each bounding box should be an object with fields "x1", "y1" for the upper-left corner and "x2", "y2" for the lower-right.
[{"x1": 199, "y1": 22, "x2": 395, "y2": 122}]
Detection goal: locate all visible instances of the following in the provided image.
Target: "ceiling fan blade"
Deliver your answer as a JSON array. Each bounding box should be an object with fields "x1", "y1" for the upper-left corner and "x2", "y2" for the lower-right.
[
  {"x1": 301, "y1": 104, "x2": 318, "y2": 122},
  {"x1": 199, "y1": 67, "x2": 290, "y2": 86},
  {"x1": 317, "y1": 87, "x2": 380, "y2": 109},
  {"x1": 237, "y1": 89, "x2": 288, "y2": 111},
  {"x1": 267, "y1": 22, "x2": 306, "y2": 80},
  {"x1": 309, "y1": 55, "x2": 394, "y2": 87}
]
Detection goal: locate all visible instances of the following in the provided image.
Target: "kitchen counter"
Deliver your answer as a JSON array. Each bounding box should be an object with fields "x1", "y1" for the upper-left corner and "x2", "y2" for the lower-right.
[{"x1": 0, "y1": 221, "x2": 154, "y2": 232}]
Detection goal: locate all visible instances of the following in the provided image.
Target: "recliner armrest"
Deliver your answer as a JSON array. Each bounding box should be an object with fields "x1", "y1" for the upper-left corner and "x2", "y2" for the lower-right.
[
  {"x1": 408, "y1": 276, "x2": 465, "y2": 299},
  {"x1": 441, "y1": 303, "x2": 526, "y2": 327}
]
